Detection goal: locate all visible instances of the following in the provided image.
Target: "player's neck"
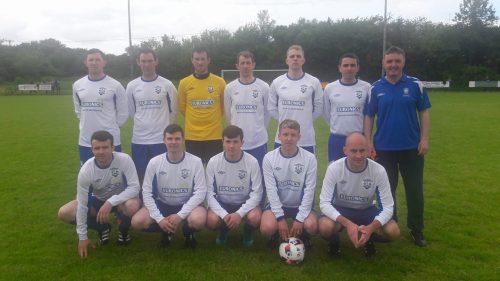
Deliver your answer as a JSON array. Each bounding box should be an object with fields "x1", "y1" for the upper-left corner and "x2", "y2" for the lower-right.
[
  {"x1": 194, "y1": 71, "x2": 209, "y2": 79},
  {"x1": 167, "y1": 151, "x2": 183, "y2": 162},
  {"x1": 385, "y1": 74, "x2": 402, "y2": 85},
  {"x1": 280, "y1": 146, "x2": 298, "y2": 157},
  {"x1": 340, "y1": 77, "x2": 357, "y2": 85},
  {"x1": 88, "y1": 72, "x2": 105, "y2": 80},
  {"x1": 287, "y1": 69, "x2": 304, "y2": 79},
  {"x1": 239, "y1": 74, "x2": 255, "y2": 84},
  {"x1": 142, "y1": 73, "x2": 157, "y2": 81},
  {"x1": 225, "y1": 151, "x2": 242, "y2": 162}
]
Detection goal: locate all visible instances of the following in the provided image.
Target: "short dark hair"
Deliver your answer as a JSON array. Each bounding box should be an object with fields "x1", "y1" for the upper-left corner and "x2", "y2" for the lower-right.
[
  {"x1": 236, "y1": 50, "x2": 255, "y2": 64},
  {"x1": 279, "y1": 119, "x2": 300, "y2": 133},
  {"x1": 87, "y1": 48, "x2": 105, "y2": 59},
  {"x1": 338, "y1": 53, "x2": 359, "y2": 66},
  {"x1": 137, "y1": 47, "x2": 157, "y2": 60},
  {"x1": 163, "y1": 124, "x2": 184, "y2": 138},
  {"x1": 223, "y1": 125, "x2": 244, "y2": 141},
  {"x1": 385, "y1": 46, "x2": 405, "y2": 58},
  {"x1": 192, "y1": 46, "x2": 210, "y2": 58},
  {"x1": 91, "y1": 130, "x2": 113, "y2": 145}
]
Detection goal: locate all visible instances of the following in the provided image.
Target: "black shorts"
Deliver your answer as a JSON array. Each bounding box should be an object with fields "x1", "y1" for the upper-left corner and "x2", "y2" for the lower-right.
[{"x1": 185, "y1": 139, "x2": 223, "y2": 164}]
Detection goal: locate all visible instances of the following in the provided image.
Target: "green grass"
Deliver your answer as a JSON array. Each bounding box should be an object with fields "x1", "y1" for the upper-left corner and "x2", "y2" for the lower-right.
[{"x1": 0, "y1": 92, "x2": 498, "y2": 280}]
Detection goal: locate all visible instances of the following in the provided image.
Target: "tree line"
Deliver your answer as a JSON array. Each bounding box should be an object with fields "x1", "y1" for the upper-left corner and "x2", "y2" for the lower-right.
[{"x1": 1, "y1": 1, "x2": 498, "y2": 88}]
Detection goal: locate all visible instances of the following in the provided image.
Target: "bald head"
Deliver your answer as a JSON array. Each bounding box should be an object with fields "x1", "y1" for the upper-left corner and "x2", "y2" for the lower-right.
[
  {"x1": 343, "y1": 132, "x2": 369, "y2": 171},
  {"x1": 345, "y1": 132, "x2": 368, "y2": 147}
]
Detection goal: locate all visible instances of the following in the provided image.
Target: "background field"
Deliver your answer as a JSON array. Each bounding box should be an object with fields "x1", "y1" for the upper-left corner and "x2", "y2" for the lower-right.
[{"x1": 0, "y1": 92, "x2": 498, "y2": 281}]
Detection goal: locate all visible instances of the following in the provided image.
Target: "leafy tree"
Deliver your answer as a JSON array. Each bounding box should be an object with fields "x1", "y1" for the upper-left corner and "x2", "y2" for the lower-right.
[{"x1": 454, "y1": 0, "x2": 498, "y2": 27}]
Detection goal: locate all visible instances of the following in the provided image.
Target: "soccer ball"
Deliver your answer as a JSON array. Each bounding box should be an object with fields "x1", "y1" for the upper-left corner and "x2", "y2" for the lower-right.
[{"x1": 279, "y1": 237, "x2": 305, "y2": 264}]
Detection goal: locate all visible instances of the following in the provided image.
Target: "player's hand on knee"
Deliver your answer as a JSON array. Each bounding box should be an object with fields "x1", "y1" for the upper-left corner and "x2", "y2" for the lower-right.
[
  {"x1": 290, "y1": 221, "x2": 303, "y2": 237},
  {"x1": 96, "y1": 201, "x2": 112, "y2": 224},
  {"x1": 224, "y1": 213, "x2": 242, "y2": 230},
  {"x1": 357, "y1": 225, "x2": 373, "y2": 247},
  {"x1": 159, "y1": 218, "x2": 170, "y2": 233},
  {"x1": 166, "y1": 214, "x2": 182, "y2": 233},
  {"x1": 346, "y1": 223, "x2": 361, "y2": 248},
  {"x1": 278, "y1": 219, "x2": 289, "y2": 240}
]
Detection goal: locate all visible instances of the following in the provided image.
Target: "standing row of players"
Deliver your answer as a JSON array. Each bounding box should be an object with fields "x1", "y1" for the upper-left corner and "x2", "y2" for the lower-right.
[{"x1": 60, "y1": 44, "x2": 431, "y2": 257}]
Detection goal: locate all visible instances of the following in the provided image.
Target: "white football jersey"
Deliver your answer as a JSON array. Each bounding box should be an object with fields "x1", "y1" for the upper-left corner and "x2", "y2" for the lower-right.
[
  {"x1": 127, "y1": 75, "x2": 178, "y2": 144},
  {"x1": 263, "y1": 147, "x2": 317, "y2": 222},
  {"x1": 73, "y1": 75, "x2": 128, "y2": 146},
  {"x1": 76, "y1": 152, "x2": 140, "y2": 240},
  {"x1": 323, "y1": 79, "x2": 371, "y2": 135},
  {"x1": 206, "y1": 151, "x2": 263, "y2": 218},
  {"x1": 142, "y1": 152, "x2": 207, "y2": 223},
  {"x1": 224, "y1": 78, "x2": 270, "y2": 150},
  {"x1": 268, "y1": 73, "x2": 324, "y2": 146},
  {"x1": 319, "y1": 158, "x2": 394, "y2": 226}
]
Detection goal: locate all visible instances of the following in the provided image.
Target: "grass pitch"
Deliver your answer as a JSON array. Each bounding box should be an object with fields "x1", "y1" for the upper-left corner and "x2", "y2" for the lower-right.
[{"x1": 0, "y1": 92, "x2": 498, "y2": 280}]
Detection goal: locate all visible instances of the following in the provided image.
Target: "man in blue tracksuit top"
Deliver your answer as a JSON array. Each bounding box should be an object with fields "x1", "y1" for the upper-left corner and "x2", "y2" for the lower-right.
[{"x1": 364, "y1": 46, "x2": 431, "y2": 247}]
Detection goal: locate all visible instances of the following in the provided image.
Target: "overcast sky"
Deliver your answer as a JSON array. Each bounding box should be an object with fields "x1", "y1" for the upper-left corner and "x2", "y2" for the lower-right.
[{"x1": 1, "y1": 0, "x2": 499, "y2": 55}]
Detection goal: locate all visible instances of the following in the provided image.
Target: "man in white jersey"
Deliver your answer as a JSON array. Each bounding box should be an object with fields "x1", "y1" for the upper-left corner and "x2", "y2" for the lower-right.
[
  {"x1": 260, "y1": 119, "x2": 318, "y2": 248},
  {"x1": 224, "y1": 51, "x2": 269, "y2": 167},
  {"x1": 73, "y1": 49, "x2": 128, "y2": 166},
  {"x1": 323, "y1": 53, "x2": 371, "y2": 162},
  {"x1": 206, "y1": 125, "x2": 263, "y2": 247},
  {"x1": 319, "y1": 132, "x2": 400, "y2": 258},
  {"x1": 58, "y1": 131, "x2": 141, "y2": 257},
  {"x1": 268, "y1": 45, "x2": 323, "y2": 153},
  {"x1": 131, "y1": 124, "x2": 207, "y2": 248},
  {"x1": 126, "y1": 48, "x2": 178, "y2": 183}
]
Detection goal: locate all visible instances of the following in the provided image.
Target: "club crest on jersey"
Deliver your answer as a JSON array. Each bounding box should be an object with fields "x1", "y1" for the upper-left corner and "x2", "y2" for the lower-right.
[
  {"x1": 110, "y1": 168, "x2": 119, "y2": 177},
  {"x1": 294, "y1": 163, "x2": 304, "y2": 174},
  {"x1": 159, "y1": 171, "x2": 167, "y2": 176},
  {"x1": 181, "y1": 169, "x2": 191, "y2": 179},
  {"x1": 218, "y1": 170, "x2": 225, "y2": 175},
  {"x1": 98, "y1": 87, "x2": 106, "y2": 95},
  {"x1": 403, "y1": 88, "x2": 410, "y2": 97},
  {"x1": 300, "y1": 85, "x2": 308, "y2": 93},
  {"x1": 356, "y1": 90, "x2": 363, "y2": 99},
  {"x1": 362, "y1": 179, "x2": 373, "y2": 190},
  {"x1": 274, "y1": 166, "x2": 282, "y2": 171},
  {"x1": 208, "y1": 85, "x2": 214, "y2": 93},
  {"x1": 238, "y1": 169, "x2": 247, "y2": 180},
  {"x1": 252, "y1": 90, "x2": 259, "y2": 98},
  {"x1": 155, "y1": 86, "x2": 162, "y2": 94}
]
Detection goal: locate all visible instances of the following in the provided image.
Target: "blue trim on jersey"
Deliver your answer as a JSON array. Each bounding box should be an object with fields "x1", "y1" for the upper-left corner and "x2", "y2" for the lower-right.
[
  {"x1": 285, "y1": 73, "x2": 305, "y2": 81},
  {"x1": 122, "y1": 173, "x2": 128, "y2": 190},
  {"x1": 331, "y1": 182, "x2": 337, "y2": 205},
  {"x1": 141, "y1": 75, "x2": 159, "y2": 82},
  {"x1": 312, "y1": 88, "x2": 316, "y2": 113},
  {"x1": 167, "y1": 92, "x2": 172, "y2": 114},
  {"x1": 152, "y1": 174, "x2": 158, "y2": 199},
  {"x1": 278, "y1": 147, "x2": 299, "y2": 159},
  {"x1": 344, "y1": 158, "x2": 368, "y2": 173},
  {"x1": 339, "y1": 79, "x2": 358, "y2": 86},
  {"x1": 223, "y1": 151, "x2": 244, "y2": 163},
  {"x1": 132, "y1": 94, "x2": 136, "y2": 112},
  {"x1": 212, "y1": 175, "x2": 217, "y2": 194},
  {"x1": 166, "y1": 152, "x2": 185, "y2": 164},
  {"x1": 76, "y1": 93, "x2": 82, "y2": 106},
  {"x1": 376, "y1": 187, "x2": 383, "y2": 212},
  {"x1": 113, "y1": 92, "x2": 117, "y2": 110},
  {"x1": 238, "y1": 78, "x2": 257, "y2": 85},
  {"x1": 87, "y1": 75, "x2": 107, "y2": 82}
]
